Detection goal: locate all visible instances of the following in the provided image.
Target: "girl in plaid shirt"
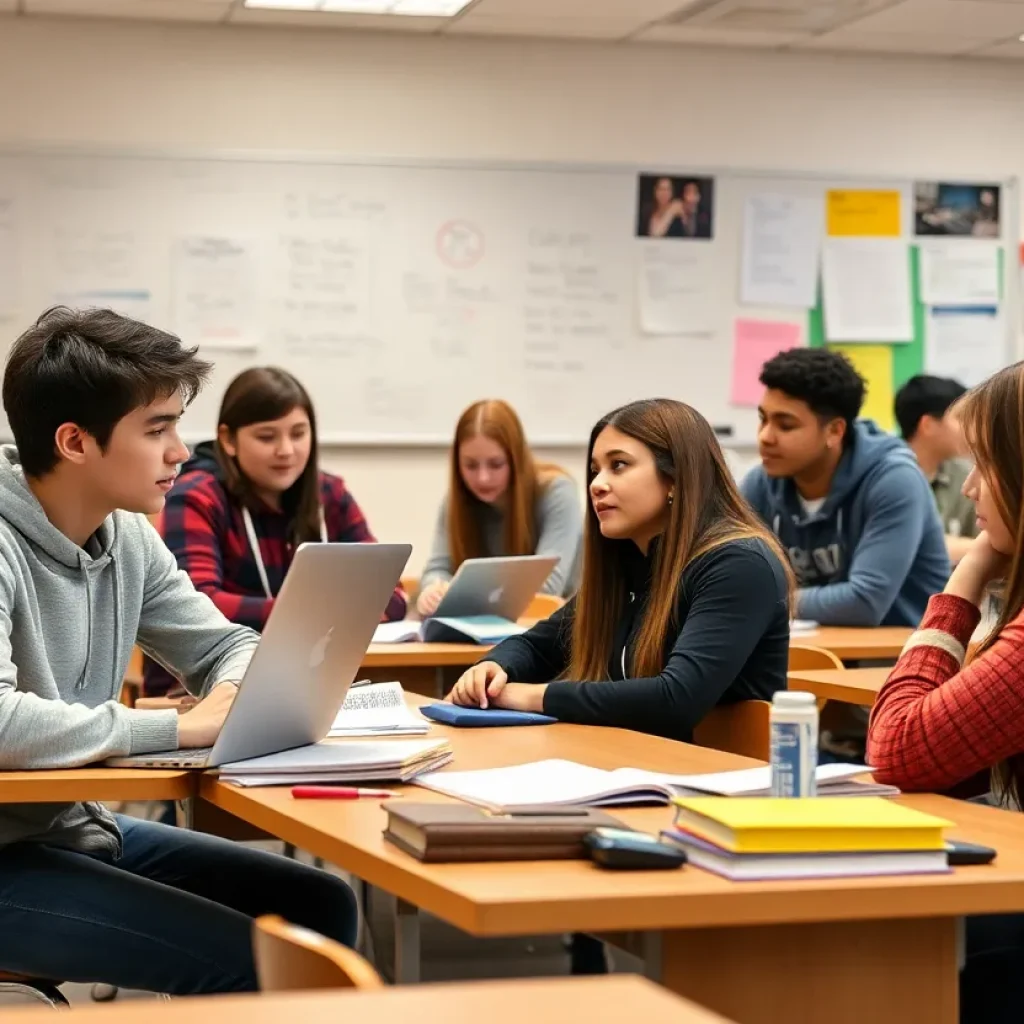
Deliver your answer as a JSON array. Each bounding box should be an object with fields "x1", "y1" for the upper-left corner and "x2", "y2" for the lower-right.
[
  {"x1": 867, "y1": 360, "x2": 1024, "y2": 1024},
  {"x1": 145, "y1": 367, "x2": 405, "y2": 696}
]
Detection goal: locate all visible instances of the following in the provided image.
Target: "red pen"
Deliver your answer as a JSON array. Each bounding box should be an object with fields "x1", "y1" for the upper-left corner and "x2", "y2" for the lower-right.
[{"x1": 291, "y1": 786, "x2": 398, "y2": 800}]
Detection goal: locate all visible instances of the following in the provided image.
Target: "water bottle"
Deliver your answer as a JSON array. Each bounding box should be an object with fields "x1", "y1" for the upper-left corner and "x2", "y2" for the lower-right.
[{"x1": 770, "y1": 691, "x2": 819, "y2": 798}]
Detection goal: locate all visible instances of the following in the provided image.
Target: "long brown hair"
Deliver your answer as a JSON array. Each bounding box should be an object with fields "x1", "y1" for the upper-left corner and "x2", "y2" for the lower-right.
[
  {"x1": 567, "y1": 398, "x2": 794, "y2": 682},
  {"x1": 447, "y1": 399, "x2": 565, "y2": 572},
  {"x1": 214, "y1": 367, "x2": 322, "y2": 546},
  {"x1": 956, "y1": 362, "x2": 1024, "y2": 804}
]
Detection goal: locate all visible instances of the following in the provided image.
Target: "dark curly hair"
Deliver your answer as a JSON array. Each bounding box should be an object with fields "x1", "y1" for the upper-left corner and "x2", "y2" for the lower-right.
[{"x1": 759, "y1": 348, "x2": 865, "y2": 437}]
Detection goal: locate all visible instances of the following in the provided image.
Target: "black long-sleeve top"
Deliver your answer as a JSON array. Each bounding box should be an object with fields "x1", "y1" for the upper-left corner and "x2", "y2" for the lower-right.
[{"x1": 486, "y1": 536, "x2": 791, "y2": 742}]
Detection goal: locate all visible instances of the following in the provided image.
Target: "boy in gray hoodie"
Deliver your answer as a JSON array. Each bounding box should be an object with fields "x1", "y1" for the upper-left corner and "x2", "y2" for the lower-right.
[
  {"x1": 0, "y1": 307, "x2": 356, "y2": 996},
  {"x1": 741, "y1": 348, "x2": 950, "y2": 628}
]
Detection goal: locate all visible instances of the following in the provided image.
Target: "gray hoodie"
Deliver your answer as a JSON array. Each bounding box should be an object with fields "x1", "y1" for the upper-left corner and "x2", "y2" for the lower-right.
[{"x1": 0, "y1": 446, "x2": 259, "y2": 854}]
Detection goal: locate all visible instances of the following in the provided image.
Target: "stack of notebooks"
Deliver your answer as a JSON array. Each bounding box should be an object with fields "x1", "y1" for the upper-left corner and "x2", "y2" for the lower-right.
[
  {"x1": 372, "y1": 616, "x2": 526, "y2": 645},
  {"x1": 219, "y1": 737, "x2": 452, "y2": 787},
  {"x1": 414, "y1": 758, "x2": 896, "y2": 812},
  {"x1": 662, "y1": 796, "x2": 953, "y2": 880}
]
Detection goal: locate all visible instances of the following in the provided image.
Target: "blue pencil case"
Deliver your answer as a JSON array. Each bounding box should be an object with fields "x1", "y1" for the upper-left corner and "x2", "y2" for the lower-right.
[{"x1": 420, "y1": 703, "x2": 557, "y2": 728}]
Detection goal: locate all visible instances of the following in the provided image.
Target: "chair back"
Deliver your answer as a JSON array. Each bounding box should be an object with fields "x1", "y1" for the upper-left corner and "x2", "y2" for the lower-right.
[
  {"x1": 788, "y1": 645, "x2": 843, "y2": 671},
  {"x1": 253, "y1": 915, "x2": 383, "y2": 992},
  {"x1": 693, "y1": 700, "x2": 772, "y2": 761}
]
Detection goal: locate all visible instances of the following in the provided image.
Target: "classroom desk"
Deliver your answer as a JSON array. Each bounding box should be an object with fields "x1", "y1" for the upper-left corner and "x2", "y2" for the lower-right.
[
  {"x1": 0, "y1": 768, "x2": 195, "y2": 804},
  {"x1": 363, "y1": 625, "x2": 913, "y2": 697},
  {"x1": 793, "y1": 625, "x2": 910, "y2": 662},
  {"x1": 788, "y1": 667, "x2": 889, "y2": 707},
  {"x1": 198, "y1": 700, "x2": 1024, "y2": 1024},
  {"x1": 3, "y1": 975, "x2": 734, "y2": 1023}
]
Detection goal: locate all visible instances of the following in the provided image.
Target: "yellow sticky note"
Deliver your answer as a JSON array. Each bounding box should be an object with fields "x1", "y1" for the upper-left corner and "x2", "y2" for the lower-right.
[
  {"x1": 829, "y1": 344, "x2": 894, "y2": 431},
  {"x1": 827, "y1": 190, "x2": 901, "y2": 237}
]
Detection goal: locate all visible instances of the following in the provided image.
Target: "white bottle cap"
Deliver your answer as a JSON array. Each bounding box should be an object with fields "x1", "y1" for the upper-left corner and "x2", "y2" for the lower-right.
[{"x1": 772, "y1": 691, "x2": 816, "y2": 707}]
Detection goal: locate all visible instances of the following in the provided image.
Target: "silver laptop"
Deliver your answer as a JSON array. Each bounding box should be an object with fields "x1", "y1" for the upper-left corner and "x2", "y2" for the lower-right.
[
  {"x1": 432, "y1": 555, "x2": 558, "y2": 621},
  {"x1": 107, "y1": 542, "x2": 411, "y2": 769}
]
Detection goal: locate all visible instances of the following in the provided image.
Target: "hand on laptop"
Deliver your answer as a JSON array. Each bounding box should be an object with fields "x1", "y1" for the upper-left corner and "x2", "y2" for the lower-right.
[
  {"x1": 416, "y1": 581, "x2": 449, "y2": 618},
  {"x1": 447, "y1": 661, "x2": 508, "y2": 709},
  {"x1": 177, "y1": 683, "x2": 239, "y2": 748}
]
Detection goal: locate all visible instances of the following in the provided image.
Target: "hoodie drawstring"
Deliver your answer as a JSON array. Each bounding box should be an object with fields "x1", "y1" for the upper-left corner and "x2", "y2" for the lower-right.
[
  {"x1": 75, "y1": 552, "x2": 93, "y2": 692},
  {"x1": 242, "y1": 506, "x2": 328, "y2": 600}
]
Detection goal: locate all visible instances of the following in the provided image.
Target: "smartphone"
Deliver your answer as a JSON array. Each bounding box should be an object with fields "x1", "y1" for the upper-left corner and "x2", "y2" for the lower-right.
[
  {"x1": 584, "y1": 828, "x2": 687, "y2": 870},
  {"x1": 946, "y1": 840, "x2": 997, "y2": 865}
]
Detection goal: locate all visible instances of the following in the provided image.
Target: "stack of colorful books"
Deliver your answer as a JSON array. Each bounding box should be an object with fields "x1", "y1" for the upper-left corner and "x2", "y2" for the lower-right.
[{"x1": 662, "y1": 796, "x2": 952, "y2": 881}]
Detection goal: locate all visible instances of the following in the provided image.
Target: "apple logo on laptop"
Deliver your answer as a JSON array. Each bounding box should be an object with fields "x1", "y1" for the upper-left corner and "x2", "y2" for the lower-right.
[
  {"x1": 488, "y1": 586, "x2": 504, "y2": 606},
  {"x1": 309, "y1": 626, "x2": 335, "y2": 670}
]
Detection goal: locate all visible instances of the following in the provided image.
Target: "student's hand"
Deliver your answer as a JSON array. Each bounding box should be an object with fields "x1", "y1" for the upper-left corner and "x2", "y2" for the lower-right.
[
  {"x1": 490, "y1": 682, "x2": 547, "y2": 714},
  {"x1": 447, "y1": 662, "x2": 508, "y2": 709},
  {"x1": 177, "y1": 684, "x2": 238, "y2": 748},
  {"x1": 945, "y1": 532, "x2": 1011, "y2": 607},
  {"x1": 416, "y1": 582, "x2": 449, "y2": 618}
]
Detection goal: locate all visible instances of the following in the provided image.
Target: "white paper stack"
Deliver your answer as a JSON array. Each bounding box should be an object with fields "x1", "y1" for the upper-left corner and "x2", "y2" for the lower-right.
[
  {"x1": 219, "y1": 737, "x2": 453, "y2": 788},
  {"x1": 330, "y1": 682, "x2": 429, "y2": 737}
]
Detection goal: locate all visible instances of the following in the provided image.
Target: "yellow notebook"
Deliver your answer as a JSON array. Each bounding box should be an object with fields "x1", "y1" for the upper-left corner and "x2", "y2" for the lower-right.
[{"x1": 671, "y1": 796, "x2": 952, "y2": 854}]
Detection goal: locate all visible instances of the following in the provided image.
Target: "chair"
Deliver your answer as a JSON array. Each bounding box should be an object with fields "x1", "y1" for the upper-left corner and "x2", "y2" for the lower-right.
[
  {"x1": 523, "y1": 593, "x2": 563, "y2": 620},
  {"x1": 693, "y1": 700, "x2": 771, "y2": 761},
  {"x1": 253, "y1": 915, "x2": 384, "y2": 992},
  {"x1": 0, "y1": 972, "x2": 69, "y2": 1008},
  {"x1": 788, "y1": 644, "x2": 844, "y2": 672}
]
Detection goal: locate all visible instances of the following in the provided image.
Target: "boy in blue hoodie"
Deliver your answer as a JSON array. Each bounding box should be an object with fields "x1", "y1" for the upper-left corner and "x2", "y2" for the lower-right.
[{"x1": 741, "y1": 348, "x2": 949, "y2": 628}]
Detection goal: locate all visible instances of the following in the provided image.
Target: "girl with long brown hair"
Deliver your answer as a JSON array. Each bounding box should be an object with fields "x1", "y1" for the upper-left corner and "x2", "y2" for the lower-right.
[
  {"x1": 145, "y1": 367, "x2": 405, "y2": 696},
  {"x1": 416, "y1": 399, "x2": 582, "y2": 616},
  {"x1": 447, "y1": 398, "x2": 792, "y2": 736},
  {"x1": 868, "y1": 361, "x2": 1024, "y2": 1023}
]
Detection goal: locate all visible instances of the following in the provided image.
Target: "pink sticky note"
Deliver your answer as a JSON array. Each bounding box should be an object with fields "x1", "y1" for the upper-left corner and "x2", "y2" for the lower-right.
[{"x1": 730, "y1": 319, "x2": 805, "y2": 407}]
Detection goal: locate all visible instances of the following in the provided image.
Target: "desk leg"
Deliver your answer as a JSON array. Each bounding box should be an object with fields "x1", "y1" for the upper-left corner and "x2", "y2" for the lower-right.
[
  {"x1": 394, "y1": 899, "x2": 422, "y2": 985},
  {"x1": 179, "y1": 797, "x2": 195, "y2": 831},
  {"x1": 656, "y1": 917, "x2": 957, "y2": 1024}
]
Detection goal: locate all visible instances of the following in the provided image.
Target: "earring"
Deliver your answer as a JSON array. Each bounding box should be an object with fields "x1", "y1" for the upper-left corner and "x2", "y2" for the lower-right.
[{"x1": 668, "y1": 493, "x2": 674, "y2": 505}]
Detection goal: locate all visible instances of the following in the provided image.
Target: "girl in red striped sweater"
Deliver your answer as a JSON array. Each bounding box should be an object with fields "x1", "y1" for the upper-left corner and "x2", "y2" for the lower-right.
[{"x1": 867, "y1": 361, "x2": 1024, "y2": 1024}]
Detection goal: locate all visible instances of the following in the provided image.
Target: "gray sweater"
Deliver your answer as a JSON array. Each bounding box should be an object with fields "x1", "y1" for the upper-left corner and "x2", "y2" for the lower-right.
[
  {"x1": 420, "y1": 474, "x2": 582, "y2": 598},
  {"x1": 0, "y1": 446, "x2": 259, "y2": 853}
]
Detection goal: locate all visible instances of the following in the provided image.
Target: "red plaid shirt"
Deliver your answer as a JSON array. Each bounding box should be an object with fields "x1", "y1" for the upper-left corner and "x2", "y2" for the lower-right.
[
  {"x1": 867, "y1": 593, "x2": 1023, "y2": 793},
  {"x1": 143, "y1": 467, "x2": 406, "y2": 696}
]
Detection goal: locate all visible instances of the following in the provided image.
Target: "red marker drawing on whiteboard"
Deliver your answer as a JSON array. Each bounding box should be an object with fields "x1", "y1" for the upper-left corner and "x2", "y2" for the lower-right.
[{"x1": 437, "y1": 220, "x2": 485, "y2": 270}]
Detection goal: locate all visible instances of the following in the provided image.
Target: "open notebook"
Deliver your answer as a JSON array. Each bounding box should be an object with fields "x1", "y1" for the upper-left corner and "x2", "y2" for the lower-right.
[
  {"x1": 372, "y1": 616, "x2": 527, "y2": 645},
  {"x1": 414, "y1": 759, "x2": 897, "y2": 813},
  {"x1": 329, "y1": 682, "x2": 429, "y2": 737}
]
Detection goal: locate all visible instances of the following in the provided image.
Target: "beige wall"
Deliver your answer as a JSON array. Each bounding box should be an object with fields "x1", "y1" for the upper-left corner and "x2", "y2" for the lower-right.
[{"x1": 0, "y1": 16, "x2": 1020, "y2": 569}]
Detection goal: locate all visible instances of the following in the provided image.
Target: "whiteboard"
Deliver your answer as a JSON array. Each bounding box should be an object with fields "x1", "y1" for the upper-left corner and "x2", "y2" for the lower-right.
[{"x1": 0, "y1": 151, "x2": 1014, "y2": 445}]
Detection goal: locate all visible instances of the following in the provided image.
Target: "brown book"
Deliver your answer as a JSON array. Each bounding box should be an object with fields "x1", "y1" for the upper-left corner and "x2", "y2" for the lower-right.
[{"x1": 383, "y1": 802, "x2": 628, "y2": 862}]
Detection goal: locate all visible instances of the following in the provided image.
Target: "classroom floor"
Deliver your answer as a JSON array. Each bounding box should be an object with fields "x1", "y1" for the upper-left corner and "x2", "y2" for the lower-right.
[{"x1": 0, "y1": 806, "x2": 639, "y2": 1008}]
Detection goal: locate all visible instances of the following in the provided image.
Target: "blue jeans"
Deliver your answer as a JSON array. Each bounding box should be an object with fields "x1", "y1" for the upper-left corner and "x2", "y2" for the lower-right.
[{"x1": 0, "y1": 814, "x2": 357, "y2": 995}]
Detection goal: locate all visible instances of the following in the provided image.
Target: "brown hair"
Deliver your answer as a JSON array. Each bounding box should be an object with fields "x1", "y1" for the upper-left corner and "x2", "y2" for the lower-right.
[
  {"x1": 956, "y1": 362, "x2": 1024, "y2": 804},
  {"x1": 447, "y1": 399, "x2": 565, "y2": 572},
  {"x1": 215, "y1": 367, "x2": 321, "y2": 546},
  {"x1": 4, "y1": 306, "x2": 210, "y2": 477},
  {"x1": 567, "y1": 398, "x2": 794, "y2": 682}
]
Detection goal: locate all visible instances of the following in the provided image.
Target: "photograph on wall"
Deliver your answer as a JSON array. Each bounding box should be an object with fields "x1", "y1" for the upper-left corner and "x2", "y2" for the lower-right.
[
  {"x1": 636, "y1": 174, "x2": 715, "y2": 240},
  {"x1": 914, "y1": 181, "x2": 1001, "y2": 238}
]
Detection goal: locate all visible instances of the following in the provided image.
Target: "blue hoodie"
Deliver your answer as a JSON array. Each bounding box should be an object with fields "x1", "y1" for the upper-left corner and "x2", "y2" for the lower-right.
[{"x1": 741, "y1": 420, "x2": 951, "y2": 628}]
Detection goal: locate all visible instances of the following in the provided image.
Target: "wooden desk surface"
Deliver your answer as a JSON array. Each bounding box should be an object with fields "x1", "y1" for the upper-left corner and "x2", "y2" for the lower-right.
[
  {"x1": 793, "y1": 626, "x2": 910, "y2": 661},
  {"x1": 201, "y1": 702, "x2": 1024, "y2": 939},
  {"x1": 364, "y1": 624, "x2": 912, "y2": 672},
  {"x1": 4, "y1": 976, "x2": 730, "y2": 1023},
  {"x1": 789, "y1": 666, "x2": 889, "y2": 707},
  {"x1": 0, "y1": 767, "x2": 195, "y2": 804}
]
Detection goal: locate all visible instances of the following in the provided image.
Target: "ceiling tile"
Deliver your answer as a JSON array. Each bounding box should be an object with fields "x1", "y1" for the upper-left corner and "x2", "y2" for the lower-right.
[
  {"x1": 25, "y1": 0, "x2": 231, "y2": 20},
  {"x1": 446, "y1": 14, "x2": 645, "y2": 38},
  {"x1": 230, "y1": 6, "x2": 446, "y2": 28},
  {"x1": 663, "y1": 0, "x2": 899, "y2": 36},
  {"x1": 636, "y1": 23, "x2": 808, "y2": 46},
  {"x1": 973, "y1": 37, "x2": 1024, "y2": 55},
  {"x1": 796, "y1": 28, "x2": 986, "y2": 53},
  {"x1": 842, "y1": 0, "x2": 1024, "y2": 36},
  {"x1": 466, "y1": 0, "x2": 691, "y2": 17}
]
